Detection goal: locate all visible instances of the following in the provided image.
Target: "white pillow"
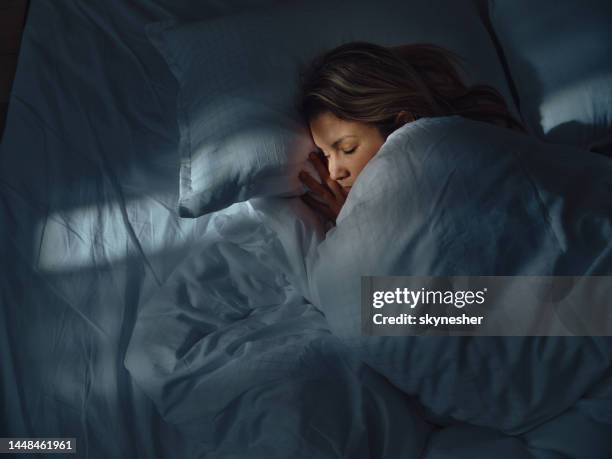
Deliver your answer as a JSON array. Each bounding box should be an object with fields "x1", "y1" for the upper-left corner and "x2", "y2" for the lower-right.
[
  {"x1": 149, "y1": 0, "x2": 518, "y2": 217},
  {"x1": 488, "y1": 0, "x2": 612, "y2": 149}
]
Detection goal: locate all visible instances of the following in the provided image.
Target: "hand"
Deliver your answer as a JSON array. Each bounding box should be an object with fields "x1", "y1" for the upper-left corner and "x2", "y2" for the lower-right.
[{"x1": 298, "y1": 152, "x2": 348, "y2": 225}]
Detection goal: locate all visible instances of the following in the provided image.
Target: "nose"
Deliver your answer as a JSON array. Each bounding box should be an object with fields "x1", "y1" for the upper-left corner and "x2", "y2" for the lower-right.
[{"x1": 328, "y1": 156, "x2": 349, "y2": 182}]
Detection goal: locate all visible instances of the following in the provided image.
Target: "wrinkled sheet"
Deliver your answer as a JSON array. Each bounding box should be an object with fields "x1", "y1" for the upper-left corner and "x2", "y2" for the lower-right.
[
  {"x1": 0, "y1": 1, "x2": 252, "y2": 457},
  {"x1": 125, "y1": 199, "x2": 435, "y2": 458}
]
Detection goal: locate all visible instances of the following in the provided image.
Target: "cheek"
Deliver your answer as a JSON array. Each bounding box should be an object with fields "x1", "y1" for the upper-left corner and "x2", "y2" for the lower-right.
[
  {"x1": 352, "y1": 145, "x2": 381, "y2": 176},
  {"x1": 363, "y1": 144, "x2": 382, "y2": 164},
  {"x1": 351, "y1": 153, "x2": 373, "y2": 176}
]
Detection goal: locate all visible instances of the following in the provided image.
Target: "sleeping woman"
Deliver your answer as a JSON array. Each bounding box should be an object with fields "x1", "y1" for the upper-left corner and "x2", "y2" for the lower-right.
[{"x1": 297, "y1": 41, "x2": 523, "y2": 224}]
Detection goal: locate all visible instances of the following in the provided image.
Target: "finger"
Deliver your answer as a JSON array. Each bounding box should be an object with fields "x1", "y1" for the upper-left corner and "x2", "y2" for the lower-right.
[
  {"x1": 308, "y1": 152, "x2": 330, "y2": 180},
  {"x1": 301, "y1": 194, "x2": 336, "y2": 221},
  {"x1": 307, "y1": 153, "x2": 347, "y2": 202},
  {"x1": 299, "y1": 171, "x2": 334, "y2": 202},
  {"x1": 325, "y1": 177, "x2": 348, "y2": 202}
]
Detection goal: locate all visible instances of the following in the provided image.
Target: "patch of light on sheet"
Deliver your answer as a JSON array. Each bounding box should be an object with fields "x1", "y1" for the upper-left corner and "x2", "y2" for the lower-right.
[{"x1": 34, "y1": 196, "x2": 207, "y2": 274}]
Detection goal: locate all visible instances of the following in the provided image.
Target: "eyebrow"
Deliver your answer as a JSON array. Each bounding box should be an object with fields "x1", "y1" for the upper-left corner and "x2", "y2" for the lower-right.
[{"x1": 331, "y1": 135, "x2": 357, "y2": 149}]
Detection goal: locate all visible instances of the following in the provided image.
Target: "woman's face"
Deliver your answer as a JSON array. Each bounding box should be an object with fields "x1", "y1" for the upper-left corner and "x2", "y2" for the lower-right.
[{"x1": 309, "y1": 112, "x2": 385, "y2": 192}]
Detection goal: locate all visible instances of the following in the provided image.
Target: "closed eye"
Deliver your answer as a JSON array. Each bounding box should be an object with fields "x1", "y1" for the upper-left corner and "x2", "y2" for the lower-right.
[{"x1": 343, "y1": 147, "x2": 357, "y2": 154}]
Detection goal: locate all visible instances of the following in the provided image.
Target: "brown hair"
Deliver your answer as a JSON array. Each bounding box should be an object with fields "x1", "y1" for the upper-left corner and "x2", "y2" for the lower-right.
[{"x1": 298, "y1": 42, "x2": 524, "y2": 137}]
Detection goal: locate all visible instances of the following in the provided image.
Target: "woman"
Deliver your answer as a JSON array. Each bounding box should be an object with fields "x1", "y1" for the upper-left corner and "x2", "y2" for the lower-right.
[{"x1": 297, "y1": 41, "x2": 523, "y2": 224}]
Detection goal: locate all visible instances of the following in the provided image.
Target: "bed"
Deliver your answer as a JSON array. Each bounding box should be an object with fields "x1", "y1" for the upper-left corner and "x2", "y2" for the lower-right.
[{"x1": 1, "y1": 1, "x2": 611, "y2": 458}]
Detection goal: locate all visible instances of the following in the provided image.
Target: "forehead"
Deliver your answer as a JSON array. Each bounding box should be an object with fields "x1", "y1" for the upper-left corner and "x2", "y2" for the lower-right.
[{"x1": 309, "y1": 112, "x2": 362, "y2": 147}]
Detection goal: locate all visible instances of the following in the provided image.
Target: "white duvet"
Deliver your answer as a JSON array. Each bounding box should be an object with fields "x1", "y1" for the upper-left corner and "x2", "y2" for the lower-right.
[{"x1": 126, "y1": 116, "x2": 612, "y2": 458}]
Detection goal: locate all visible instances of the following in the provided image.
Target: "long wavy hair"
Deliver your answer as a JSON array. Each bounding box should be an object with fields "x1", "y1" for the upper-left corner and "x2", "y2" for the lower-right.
[{"x1": 298, "y1": 42, "x2": 524, "y2": 137}]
